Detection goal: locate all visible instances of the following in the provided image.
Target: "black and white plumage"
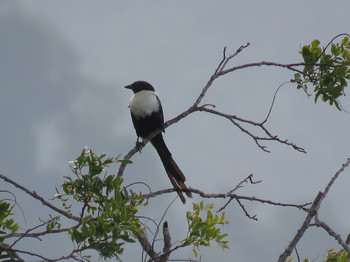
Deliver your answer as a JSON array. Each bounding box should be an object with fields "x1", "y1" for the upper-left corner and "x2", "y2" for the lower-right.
[{"x1": 125, "y1": 81, "x2": 192, "y2": 204}]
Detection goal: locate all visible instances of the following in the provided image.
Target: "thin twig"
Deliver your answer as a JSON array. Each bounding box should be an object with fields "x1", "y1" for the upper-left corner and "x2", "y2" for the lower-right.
[
  {"x1": 323, "y1": 157, "x2": 350, "y2": 198},
  {"x1": 9, "y1": 220, "x2": 51, "y2": 248},
  {"x1": 5, "y1": 227, "x2": 70, "y2": 239},
  {"x1": 152, "y1": 197, "x2": 177, "y2": 250},
  {"x1": 236, "y1": 198, "x2": 258, "y2": 221},
  {"x1": 218, "y1": 174, "x2": 261, "y2": 212},
  {"x1": 318, "y1": 33, "x2": 350, "y2": 61},
  {"x1": 0, "y1": 189, "x2": 27, "y2": 224},
  {"x1": 262, "y1": 81, "x2": 290, "y2": 124}
]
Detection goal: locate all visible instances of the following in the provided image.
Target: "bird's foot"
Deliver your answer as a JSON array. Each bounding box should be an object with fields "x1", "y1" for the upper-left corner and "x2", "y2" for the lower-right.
[{"x1": 135, "y1": 140, "x2": 145, "y2": 153}]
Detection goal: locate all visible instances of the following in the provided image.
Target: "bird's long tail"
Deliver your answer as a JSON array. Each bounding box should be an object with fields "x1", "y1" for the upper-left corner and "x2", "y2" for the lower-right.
[{"x1": 151, "y1": 134, "x2": 192, "y2": 204}]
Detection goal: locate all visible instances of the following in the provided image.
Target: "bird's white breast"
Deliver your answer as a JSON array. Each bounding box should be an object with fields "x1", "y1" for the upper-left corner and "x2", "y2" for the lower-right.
[{"x1": 129, "y1": 90, "x2": 160, "y2": 118}]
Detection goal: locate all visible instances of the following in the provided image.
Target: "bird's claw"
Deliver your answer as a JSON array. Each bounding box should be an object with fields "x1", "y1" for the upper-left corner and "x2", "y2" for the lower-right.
[{"x1": 135, "y1": 140, "x2": 145, "y2": 153}]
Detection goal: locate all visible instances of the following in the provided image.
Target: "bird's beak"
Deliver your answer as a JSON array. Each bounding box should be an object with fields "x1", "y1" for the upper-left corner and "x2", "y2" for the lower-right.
[{"x1": 124, "y1": 84, "x2": 132, "y2": 90}]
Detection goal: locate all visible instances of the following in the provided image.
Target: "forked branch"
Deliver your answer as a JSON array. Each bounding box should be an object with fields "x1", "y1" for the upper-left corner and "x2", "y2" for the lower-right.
[
  {"x1": 118, "y1": 43, "x2": 310, "y2": 176},
  {"x1": 277, "y1": 157, "x2": 350, "y2": 262}
]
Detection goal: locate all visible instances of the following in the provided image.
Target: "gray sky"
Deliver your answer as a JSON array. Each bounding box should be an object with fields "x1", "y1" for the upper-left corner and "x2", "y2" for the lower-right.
[{"x1": 1, "y1": 0, "x2": 350, "y2": 261}]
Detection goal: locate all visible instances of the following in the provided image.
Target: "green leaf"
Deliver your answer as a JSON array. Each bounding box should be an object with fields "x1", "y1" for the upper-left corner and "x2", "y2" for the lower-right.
[
  {"x1": 118, "y1": 159, "x2": 133, "y2": 164},
  {"x1": 311, "y1": 39, "x2": 320, "y2": 48},
  {"x1": 341, "y1": 36, "x2": 349, "y2": 46},
  {"x1": 331, "y1": 43, "x2": 338, "y2": 56}
]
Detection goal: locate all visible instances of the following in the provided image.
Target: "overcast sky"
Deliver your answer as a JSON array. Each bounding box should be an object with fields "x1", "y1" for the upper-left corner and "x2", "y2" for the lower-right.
[{"x1": 1, "y1": 1, "x2": 350, "y2": 261}]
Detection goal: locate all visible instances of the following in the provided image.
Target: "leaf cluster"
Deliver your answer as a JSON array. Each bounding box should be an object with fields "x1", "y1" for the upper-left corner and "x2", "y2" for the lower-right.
[
  {"x1": 185, "y1": 202, "x2": 229, "y2": 257},
  {"x1": 301, "y1": 249, "x2": 348, "y2": 262},
  {"x1": 292, "y1": 36, "x2": 350, "y2": 110},
  {"x1": 60, "y1": 148, "x2": 144, "y2": 260},
  {"x1": 0, "y1": 201, "x2": 18, "y2": 234},
  {"x1": 0, "y1": 201, "x2": 20, "y2": 261}
]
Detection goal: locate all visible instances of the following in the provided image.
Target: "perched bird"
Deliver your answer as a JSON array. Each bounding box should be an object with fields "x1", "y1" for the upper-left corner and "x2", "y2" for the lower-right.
[{"x1": 125, "y1": 80, "x2": 192, "y2": 203}]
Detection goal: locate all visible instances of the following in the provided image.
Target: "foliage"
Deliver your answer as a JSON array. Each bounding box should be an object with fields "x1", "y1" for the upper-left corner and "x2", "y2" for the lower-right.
[
  {"x1": 0, "y1": 200, "x2": 20, "y2": 261},
  {"x1": 302, "y1": 249, "x2": 348, "y2": 262},
  {"x1": 0, "y1": 148, "x2": 232, "y2": 261},
  {"x1": 292, "y1": 35, "x2": 350, "y2": 110},
  {"x1": 185, "y1": 202, "x2": 229, "y2": 257},
  {"x1": 0, "y1": 201, "x2": 18, "y2": 234},
  {"x1": 60, "y1": 147, "x2": 144, "y2": 260},
  {"x1": 323, "y1": 249, "x2": 348, "y2": 262}
]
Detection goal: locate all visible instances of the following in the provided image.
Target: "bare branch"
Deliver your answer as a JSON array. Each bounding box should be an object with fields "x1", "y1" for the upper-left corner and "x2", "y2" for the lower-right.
[
  {"x1": 312, "y1": 215, "x2": 350, "y2": 253},
  {"x1": 278, "y1": 157, "x2": 350, "y2": 262},
  {"x1": 142, "y1": 187, "x2": 311, "y2": 212},
  {"x1": 278, "y1": 191, "x2": 323, "y2": 262},
  {"x1": 218, "y1": 61, "x2": 307, "y2": 77},
  {"x1": 137, "y1": 220, "x2": 190, "y2": 262},
  {"x1": 197, "y1": 106, "x2": 306, "y2": 153},
  {"x1": 262, "y1": 81, "x2": 291, "y2": 124},
  {"x1": 0, "y1": 243, "x2": 25, "y2": 262},
  {"x1": 146, "y1": 242, "x2": 191, "y2": 262},
  {"x1": 137, "y1": 230, "x2": 158, "y2": 261},
  {"x1": 236, "y1": 198, "x2": 258, "y2": 221},
  {"x1": 0, "y1": 243, "x2": 85, "y2": 262},
  {"x1": 214, "y1": 46, "x2": 227, "y2": 75},
  {"x1": 117, "y1": 127, "x2": 167, "y2": 177},
  {"x1": 193, "y1": 43, "x2": 250, "y2": 108},
  {"x1": 0, "y1": 174, "x2": 80, "y2": 221},
  {"x1": 323, "y1": 157, "x2": 350, "y2": 198},
  {"x1": 218, "y1": 174, "x2": 261, "y2": 212},
  {"x1": 228, "y1": 173, "x2": 261, "y2": 194},
  {"x1": 160, "y1": 222, "x2": 171, "y2": 262},
  {"x1": 219, "y1": 42, "x2": 251, "y2": 72},
  {"x1": 9, "y1": 220, "x2": 52, "y2": 248},
  {"x1": 5, "y1": 227, "x2": 70, "y2": 240}
]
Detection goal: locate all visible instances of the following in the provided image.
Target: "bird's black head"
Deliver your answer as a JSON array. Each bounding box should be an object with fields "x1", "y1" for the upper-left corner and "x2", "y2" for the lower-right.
[{"x1": 124, "y1": 81, "x2": 155, "y2": 94}]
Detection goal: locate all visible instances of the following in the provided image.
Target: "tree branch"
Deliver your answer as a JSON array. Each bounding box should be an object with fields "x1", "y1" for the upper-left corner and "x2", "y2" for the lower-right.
[
  {"x1": 0, "y1": 243, "x2": 85, "y2": 262},
  {"x1": 197, "y1": 106, "x2": 306, "y2": 153},
  {"x1": 312, "y1": 215, "x2": 350, "y2": 253},
  {"x1": 117, "y1": 43, "x2": 313, "y2": 177},
  {"x1": 278, "y1": 157, "x2": 350, "y2": 262},
  {"x1": 160, "y1": 222, "x2": 171, "y2": 262},
  {"x1": 136, "y1": 230, "x2": 158, "y2": 261},
  {"x1": 142, "y1": 187, "x2": 311, "y2": 212},
  {"x1": 236, "y1": 198, "x2": 258, "y2": 221},
  {"x1": 278, "y1": 191, "x2": 323, "y2": 262},
  {"x1": 0, "y1": 173, "x2": 80, "y2": 221}
]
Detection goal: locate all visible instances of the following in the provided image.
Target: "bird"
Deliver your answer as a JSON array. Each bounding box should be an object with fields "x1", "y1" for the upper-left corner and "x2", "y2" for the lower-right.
[{"x1": 125, "y1": 80, "x2": 192, "y2": 203}]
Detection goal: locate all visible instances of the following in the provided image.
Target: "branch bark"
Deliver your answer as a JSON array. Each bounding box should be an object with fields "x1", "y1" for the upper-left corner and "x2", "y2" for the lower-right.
[
  {"x1": 142, "y1": 186, "x2": 311, "y2": 213},
  {"x1": 136, "y1": 222, "x2": 172, "y2": 262}
]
